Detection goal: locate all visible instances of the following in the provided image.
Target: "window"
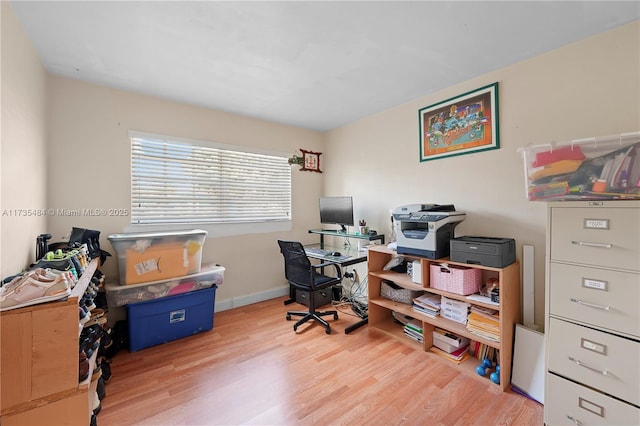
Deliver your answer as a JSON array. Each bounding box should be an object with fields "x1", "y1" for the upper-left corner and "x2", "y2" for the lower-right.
[{"x1": 130, "y1": 132, "x2": 291, "y2": 225}]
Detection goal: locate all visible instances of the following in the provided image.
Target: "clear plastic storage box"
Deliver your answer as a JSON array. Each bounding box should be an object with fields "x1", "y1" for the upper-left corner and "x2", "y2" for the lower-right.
[
  {"x1": 108, "y1": 229, "x2": 207, "y2": 285},
  {"x1": 519, "y1": 132, "x2": 640, "y2": 201},
  {"x1": 105, "y1": 264, "x2": 224, "y2": 307}
]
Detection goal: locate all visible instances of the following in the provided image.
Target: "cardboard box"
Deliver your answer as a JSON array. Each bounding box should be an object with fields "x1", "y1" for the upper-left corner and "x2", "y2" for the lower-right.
[
  {"x1": 127, "y1": 286, "x2": 216, "y2": 352},
  {"x1": 108, "y1": 229, "x2": 207, "y2": 285}
]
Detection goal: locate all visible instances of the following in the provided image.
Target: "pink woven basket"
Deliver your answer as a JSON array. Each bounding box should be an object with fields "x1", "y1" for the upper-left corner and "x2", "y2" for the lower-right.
[{"x1": 429, "y1": 263, "x2": 482, "y2": 295}]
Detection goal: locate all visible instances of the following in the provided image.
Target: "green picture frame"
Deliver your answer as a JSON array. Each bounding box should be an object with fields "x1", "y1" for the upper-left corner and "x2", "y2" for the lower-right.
[{"x1": 419, "y1": 82, "x2": 499, "y2": 161}]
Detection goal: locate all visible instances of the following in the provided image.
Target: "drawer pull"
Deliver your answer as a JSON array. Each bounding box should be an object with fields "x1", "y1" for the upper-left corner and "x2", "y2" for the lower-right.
[
  {"x1": 568, "y1": 356, "x2": 609, "y2": 375},
  {"x1": 571, "y1": 241, "x2": 613, "y2": 249},
  {"x1": 570, "y1": 298, "x2": 611, "y2": 311},
  {"x1": 566, "y1": 415, "x2": 584, "y2": 426}
]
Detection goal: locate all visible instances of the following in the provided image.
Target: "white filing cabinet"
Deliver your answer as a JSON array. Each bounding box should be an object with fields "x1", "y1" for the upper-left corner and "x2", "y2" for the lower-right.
[{"x1": 544, "y1": 200, "x2": 640, "y2": 425}]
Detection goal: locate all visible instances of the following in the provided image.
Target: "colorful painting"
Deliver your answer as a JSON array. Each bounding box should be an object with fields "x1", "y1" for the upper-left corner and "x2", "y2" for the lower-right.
[{"x1": 419, "y1": 82, "x2": 499, "y2": 161}]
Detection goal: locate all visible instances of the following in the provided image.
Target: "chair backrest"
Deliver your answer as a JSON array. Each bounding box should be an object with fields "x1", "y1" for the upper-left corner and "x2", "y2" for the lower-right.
[{"x1": 277, "y1": 240, "x2": 314, "y2": 289}]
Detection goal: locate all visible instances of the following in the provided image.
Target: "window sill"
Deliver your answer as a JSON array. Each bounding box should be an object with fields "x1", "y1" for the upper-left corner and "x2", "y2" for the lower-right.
[{"x1": 124, "y1": 220, "x2": 291, "y2": 238}]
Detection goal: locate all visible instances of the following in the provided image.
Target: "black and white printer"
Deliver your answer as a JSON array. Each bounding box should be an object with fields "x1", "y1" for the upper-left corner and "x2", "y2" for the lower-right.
[{"x1": 392, "y1": 204, "x2": 465, "y2": 259}]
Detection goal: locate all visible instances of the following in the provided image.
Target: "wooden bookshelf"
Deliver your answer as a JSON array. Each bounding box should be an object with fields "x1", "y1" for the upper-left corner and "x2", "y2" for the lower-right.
[{"x1": 367, "y1": 245, "x2": 520, "y2": 391}]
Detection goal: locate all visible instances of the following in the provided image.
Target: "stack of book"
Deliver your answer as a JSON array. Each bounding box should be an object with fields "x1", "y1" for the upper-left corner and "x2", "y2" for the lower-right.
[
  {"x1": 412, "y1": 293, "x2": 441, "y2": 318},
  {"x1": 466, "y1": 305, "x2": 500, "y2": 342},
  {"x1": 429, "y1": 328, "x2": 470, "y2": 364},
  {"x1": 403, "y1": 319, "x2": 423, "y2": 343},
  {"x1": 470, "y1": 341, "x2": 498, "y2": 363}
]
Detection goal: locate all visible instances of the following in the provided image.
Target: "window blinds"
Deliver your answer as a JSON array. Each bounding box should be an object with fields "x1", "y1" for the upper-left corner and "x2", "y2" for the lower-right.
[{"x1": 131, "y1": 136, "x2": 291, "y2": 224}]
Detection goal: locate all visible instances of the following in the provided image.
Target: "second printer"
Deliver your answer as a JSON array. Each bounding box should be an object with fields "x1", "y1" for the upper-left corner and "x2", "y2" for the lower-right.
[{"x1": 392, "y1": 203, "x2": 465, "y2": 259}]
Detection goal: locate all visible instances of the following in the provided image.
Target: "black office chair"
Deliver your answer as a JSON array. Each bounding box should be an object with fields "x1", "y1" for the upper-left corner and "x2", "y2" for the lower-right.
[{"x1": 277, "y1": 240, "x2": 341, "y2": 334}]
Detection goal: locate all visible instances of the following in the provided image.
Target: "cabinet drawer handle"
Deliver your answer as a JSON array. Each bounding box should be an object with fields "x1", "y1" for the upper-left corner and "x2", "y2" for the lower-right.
[
  {"x1": 571, "y1": 241, "x2": 613, "y2": 249},
  {"x1": 568, "y1": 356, "x2": 609, "y2": 375},
  {"x1": 566, "y1": 415, "x2": 584, "y2": 426},
  {"x1": 570, "y1": 298, "x2": 611, "y2": 311}
]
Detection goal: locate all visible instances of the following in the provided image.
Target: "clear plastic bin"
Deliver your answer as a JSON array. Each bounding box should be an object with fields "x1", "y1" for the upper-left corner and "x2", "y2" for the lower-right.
[
  {"x1": 519, "y1": 132, "x2": 640, "y2": 201},
  {"x1": 105, "y1": 264, "x2": 224, "y2": 307},
  {"x1": 108, "y1": 229, "x2": 207, "y2": 285}
]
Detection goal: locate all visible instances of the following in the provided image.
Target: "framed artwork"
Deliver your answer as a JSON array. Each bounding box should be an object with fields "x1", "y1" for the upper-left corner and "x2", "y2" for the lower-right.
[
  {"x1": 419, "y1": 82, "x2": 499, "y2": 162},
  {"x1": 300, "y1": 149, "x2": 322, "y2": 173}
]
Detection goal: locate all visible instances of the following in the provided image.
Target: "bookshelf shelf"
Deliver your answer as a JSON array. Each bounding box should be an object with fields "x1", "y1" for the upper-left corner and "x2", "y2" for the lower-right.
[{"x1": 367, "y1": 245, "x2": 520, "y2": 391}]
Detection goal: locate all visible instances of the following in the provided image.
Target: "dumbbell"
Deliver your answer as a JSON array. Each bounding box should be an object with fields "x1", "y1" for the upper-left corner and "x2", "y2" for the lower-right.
[
  {"x1": 490, "y1": 365, "x2": 501, "y2": 384},
  {"x1": 475, "y1": 358, "x2": 493, "y2": 376}
]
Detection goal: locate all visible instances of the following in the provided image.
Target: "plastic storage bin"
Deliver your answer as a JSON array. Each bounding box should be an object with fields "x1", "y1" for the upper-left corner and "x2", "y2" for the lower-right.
[
  {"x1": 108, "y1": 229, "x2": 207, "y2": 285},
  {"x1": 519, "y1": 132, "x2": 640, "y2": 201},
  {"x1": 430, "y1": 263, "x2": 481, "y2": 295},
  {"x1": 127, "y1": 286, "x2": 216, "y2": 352},
  {"x1": 105, "y1": 264, "x2": 224, "y2": 307}
]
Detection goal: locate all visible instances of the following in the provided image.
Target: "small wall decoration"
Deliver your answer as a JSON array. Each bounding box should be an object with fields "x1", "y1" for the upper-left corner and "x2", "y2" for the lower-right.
[
  {"x1": 419, "y1": 82, "x2": 499, "y2": 162},
  {"x1": 300, "y1": 149, "x2": 322, "y2": 173}
]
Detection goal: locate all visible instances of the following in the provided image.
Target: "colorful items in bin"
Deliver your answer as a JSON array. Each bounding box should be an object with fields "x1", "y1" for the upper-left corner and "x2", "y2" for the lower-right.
[
  {"x1": 531, "y1": 145, "x2": 586, "y2": 167},
  {"x1": 105, "y1": 264, "x2": 224, "y2": 307},
  {"x1": 522, "y1": 134, "x2": 640, "y2": 201}
]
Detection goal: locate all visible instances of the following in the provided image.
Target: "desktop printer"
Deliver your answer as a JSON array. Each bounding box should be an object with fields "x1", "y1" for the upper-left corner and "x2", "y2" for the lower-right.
[{"x1": 392, "y1": 204, "x2": 466, "y2": 259}]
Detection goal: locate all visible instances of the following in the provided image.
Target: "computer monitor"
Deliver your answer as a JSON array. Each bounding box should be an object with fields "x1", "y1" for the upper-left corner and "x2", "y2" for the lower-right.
[{"x1": 319, "y1": 196, "x2": 354, "y2": 232}]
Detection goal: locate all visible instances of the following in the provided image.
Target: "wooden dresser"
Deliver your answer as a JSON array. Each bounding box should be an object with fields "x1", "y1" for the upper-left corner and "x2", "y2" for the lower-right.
[{"x1": 544, "y1": 200, "x2": 640, "y2": 425}]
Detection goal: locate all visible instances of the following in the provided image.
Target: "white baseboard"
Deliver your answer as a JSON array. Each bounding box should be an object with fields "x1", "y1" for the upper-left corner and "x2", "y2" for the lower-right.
[{"x1": 215, "y1": 286, "x2": 290, "y2": 312}]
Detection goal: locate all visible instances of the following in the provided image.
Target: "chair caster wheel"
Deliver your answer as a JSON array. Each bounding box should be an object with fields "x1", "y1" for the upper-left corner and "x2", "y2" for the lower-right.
[
  {"x1": 333, "y1": 313, "x2": 338, "y2": 320},
  {"x1": 293, "y1": 325, "x2": 298, "y2": 332},
  {"x1": 325, "y1": 328, "x2": 331, "y2": 334},
  {"x1": 286, "y1": 314, "x2": 291, "y2": 321}
]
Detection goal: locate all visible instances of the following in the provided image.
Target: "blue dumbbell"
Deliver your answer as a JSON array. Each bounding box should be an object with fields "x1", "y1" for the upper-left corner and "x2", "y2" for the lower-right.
[
  {"x1": 490, "y1": 365, "x2": 501, "y2": 384},
  {"x1": 476, "y1": 359, "x2": 493, "y2": 377}
]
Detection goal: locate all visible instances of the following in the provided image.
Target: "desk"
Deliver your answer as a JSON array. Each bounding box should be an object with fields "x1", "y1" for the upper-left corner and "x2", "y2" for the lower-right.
[
  {"x1": 308, "y1": 228, "x2": 385, "y2": 247},
  {"x1": 298, "y1": 230, "x2": 385, "y2": 334},
  {"x1": 303, "y1": 243, "x2": 367, "y2": 267}
]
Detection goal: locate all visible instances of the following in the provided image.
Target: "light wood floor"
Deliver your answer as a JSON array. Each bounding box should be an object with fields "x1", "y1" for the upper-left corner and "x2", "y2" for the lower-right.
[{"x1": 99, "y1": 296, "x2": 543, "y2": 425}]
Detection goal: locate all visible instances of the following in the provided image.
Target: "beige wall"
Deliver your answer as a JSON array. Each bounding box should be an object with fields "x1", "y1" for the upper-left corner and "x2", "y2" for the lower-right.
[
  {"x1": 45, "y1": 76, "x2": 325, "y2": 306},
  {"x1": 3, "y1": 3, "x2": 638, "y2": 324},
  {"x1": 1, "y1": 2, "x2": 48, "y2": 277},
  {"x1": 325, "y1": 21, "x2": 640, "y2": 327}
]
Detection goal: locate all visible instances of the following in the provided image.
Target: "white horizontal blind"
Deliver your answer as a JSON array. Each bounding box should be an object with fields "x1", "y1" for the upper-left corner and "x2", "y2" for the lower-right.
[{"x1": 131, "y1": 136, "x2": 291, "y2": 224}]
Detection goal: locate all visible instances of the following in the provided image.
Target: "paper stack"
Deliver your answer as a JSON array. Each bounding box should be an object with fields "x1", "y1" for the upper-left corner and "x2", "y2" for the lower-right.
[
  {"x1": 403, "y1": 319, "x2": 423, "y2": 343},
  {"x1": 429, "y1": 328, "x2": 470, "y2": 364},
  {"x1": 412, "y1": 293, "x2": 441, "y2": 318},
  {"x1": 441, "y1": 296, "x2": 469, "y2": 325},
  {"x1": 466, "y1": 305, "x2": 500, "y2": 342}
]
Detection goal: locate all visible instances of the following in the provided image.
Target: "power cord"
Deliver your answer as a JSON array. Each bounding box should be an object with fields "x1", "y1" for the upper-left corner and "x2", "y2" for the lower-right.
[{"x1": 332, "y1": 273, "x2": 368, "y2": 318}]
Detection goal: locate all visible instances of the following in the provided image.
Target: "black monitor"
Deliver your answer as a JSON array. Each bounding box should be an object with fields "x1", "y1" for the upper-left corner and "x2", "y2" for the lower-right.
[{"x1": 319, "y1": 196, "x2": 354, "y2": 233}]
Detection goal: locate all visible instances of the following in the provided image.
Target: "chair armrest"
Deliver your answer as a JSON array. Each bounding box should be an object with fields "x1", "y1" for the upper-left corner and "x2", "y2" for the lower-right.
[{"x1": 313, "y1": 261, "x2": 342, "y2": 280}]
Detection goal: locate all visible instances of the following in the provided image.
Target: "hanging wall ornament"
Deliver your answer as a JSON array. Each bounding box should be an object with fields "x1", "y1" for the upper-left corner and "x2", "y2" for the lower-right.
[
  {"x1": 288, "y1": 149, "x2": 322, "y2": 172},
  {"x1": 300, "y1": 149, "x2": 322, "y2": 173}
]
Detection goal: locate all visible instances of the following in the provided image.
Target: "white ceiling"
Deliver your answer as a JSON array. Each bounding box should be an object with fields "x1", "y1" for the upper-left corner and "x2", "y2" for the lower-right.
[{"x1": 10, "y1": 1, "x2": 640, "y2": 131}]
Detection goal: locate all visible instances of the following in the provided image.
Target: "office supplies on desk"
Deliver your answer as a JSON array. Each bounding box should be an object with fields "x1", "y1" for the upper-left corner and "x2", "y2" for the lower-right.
[
  {"x1": 392, "y1": 204, "x2": 465, "y2": 259},
  {"x1": 304, "y1": 246, "x2": 351, "y2": 261}
]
